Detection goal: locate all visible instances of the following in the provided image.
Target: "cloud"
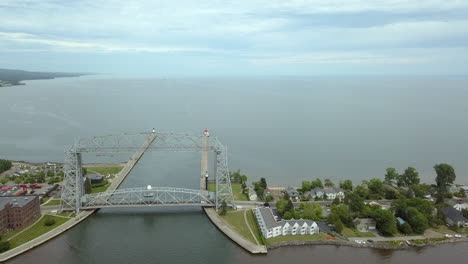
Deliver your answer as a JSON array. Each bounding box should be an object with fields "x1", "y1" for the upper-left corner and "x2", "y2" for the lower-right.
[
  {"x1": 0, "y1": 0, "x2": 467, "y2": 75},
  {"x1": 0, "y1": 32, "x2": 213, "y2": 53}
]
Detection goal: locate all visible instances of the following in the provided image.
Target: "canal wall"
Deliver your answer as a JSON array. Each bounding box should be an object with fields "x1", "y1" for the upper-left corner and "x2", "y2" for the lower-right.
[{"x1": 204, "y1": 208, "x2": 268, "y2": 254}]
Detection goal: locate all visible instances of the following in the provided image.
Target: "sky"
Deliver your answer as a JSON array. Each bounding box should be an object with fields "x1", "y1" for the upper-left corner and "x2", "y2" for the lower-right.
[{"x1": 0, "y1": 0, "x2": 468, "y2": 77}]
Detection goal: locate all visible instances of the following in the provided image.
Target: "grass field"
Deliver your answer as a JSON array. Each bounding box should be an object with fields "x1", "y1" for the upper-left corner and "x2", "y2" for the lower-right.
[
  {"x1": 8, "y1": 215, "x2": 70, "y2": 248},
  {"x1": 43, "y1": 198, "x2": 61, "y2": 206},
  {"x1": 245, "y1": 210, "x2": 264, "y2": 244},
  {"x1": 265, "y1": 233, "x2": 330, "y2": 245},
  {"x1": 86, "y1": 166, "x2": 123, "y2": 176},
  {"x1": 221, "y1": 210, "x2": 258, "y2": 244},
  {"x1": 207, "y1": 183, "x2": 249, "y2": 201},
  {"x1": 341, "y1": 227, "x2": 375, "y2": 238},
  {"x1": 91, "y1": 180, "x2": 111, "y2": 193}
]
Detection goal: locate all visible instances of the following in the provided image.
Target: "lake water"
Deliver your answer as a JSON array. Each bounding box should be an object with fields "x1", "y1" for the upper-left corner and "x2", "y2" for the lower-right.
[{"x1": 1, "y1": 76, "x2": 468, "y2": 263}]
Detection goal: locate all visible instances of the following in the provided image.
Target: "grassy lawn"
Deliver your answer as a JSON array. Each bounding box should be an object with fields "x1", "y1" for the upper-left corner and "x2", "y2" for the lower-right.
[
  {"x1": 86, "y1": 165, "x2": 123, "y2": 176},
  {"x1": 265, "y1": 233, "x2": 330, "y2": 245},
  {"x1": 91, "y1": 180, "x2": 111, "y2": 193},
  {"x1": 207, "y1": 183, "x2": 249, "y2": 201},
  {"x1": 246, "y1": 210, "x2": 264, "y2": 244},
  {"x1": 432, "y1": 225, "x2": 457, "y2": 234},
  {"x1": 221, "y1": 210, "x2": 257, "y2": 244},
  {"x1": 43, "y1": 198, "x2": 61, "y2": 206},
  {"x1": 341, "y1": 227, "x2": 375, "y2": 238},
  {"x1": 8, "y1": 215, "x2": 70, "y2": 248},
  {"x1": 40, "y1": 197, "x2": 52, "y2": 204}
]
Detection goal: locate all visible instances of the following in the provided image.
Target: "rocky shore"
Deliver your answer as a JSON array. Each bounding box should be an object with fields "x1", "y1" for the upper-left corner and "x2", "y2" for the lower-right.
[{"x1": 266, "y1": 237, "x2": 468, "y2": 251}]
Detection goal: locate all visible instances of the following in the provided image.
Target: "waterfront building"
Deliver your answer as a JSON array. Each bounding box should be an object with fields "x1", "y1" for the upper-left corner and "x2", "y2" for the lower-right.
[
  {"x1": 310, "y1": 187, "x2": 324, "y2": 199},
  {"x1": 0, "y1": 195, "x2": 40, "y2": 233},
  {"x1": 255, "y1": 207, "x2": 319, "y2": 239},
  {"x1": 442, "y1": 207, "x2": 468, "y2": 227},
  {"x1": 353, "y1": 218, "x2": 376, "y2": 232},
  {"x1": 323, "y1": 188, "x2": 345, "y2": 200}
]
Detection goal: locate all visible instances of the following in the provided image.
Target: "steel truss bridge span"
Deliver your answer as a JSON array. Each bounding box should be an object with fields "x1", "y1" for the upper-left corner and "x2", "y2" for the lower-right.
[
  {"x1": 81, "y1": 187, "x2": 215, "y2": 209},
  {"x1": 60, "y1": 131, "x2": 234, "y2": 213}
]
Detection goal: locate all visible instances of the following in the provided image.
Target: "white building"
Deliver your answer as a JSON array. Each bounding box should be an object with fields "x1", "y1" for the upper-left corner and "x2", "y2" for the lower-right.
[
  {"x1": 323, "y1": 188, "x2": 345, "y2": 200},
  {"x1": 248, "y1": 188, "x2": 258, "y2": 201},
  {"x1": 255, "y1": 207, "x2": 319, "y2": 239},
  {"x1": 453, "y1": 203, "x2": 468, "y2": 211}
]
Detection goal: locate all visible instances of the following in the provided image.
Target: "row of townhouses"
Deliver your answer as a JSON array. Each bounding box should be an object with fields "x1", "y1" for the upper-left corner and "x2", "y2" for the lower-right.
[
  {"x1": 304, "y1": 187, "x2": 345, "y2": 200},
  {"x1": 255, "y1": 207, "x2": 319, "y2": 239}
]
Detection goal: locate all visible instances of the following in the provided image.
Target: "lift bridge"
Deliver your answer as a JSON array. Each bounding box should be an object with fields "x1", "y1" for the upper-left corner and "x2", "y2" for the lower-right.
[{"x1": 60, "y1": 131, "x2": 234, "y2": 213}]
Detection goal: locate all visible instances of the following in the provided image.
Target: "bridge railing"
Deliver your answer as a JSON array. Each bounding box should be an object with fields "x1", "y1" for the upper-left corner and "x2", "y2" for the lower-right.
[{"x1": 81, "y1": 187, "x2": 215, "y2": 209}]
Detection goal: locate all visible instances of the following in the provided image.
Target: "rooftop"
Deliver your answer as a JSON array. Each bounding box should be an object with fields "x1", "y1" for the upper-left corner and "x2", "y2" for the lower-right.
[
  {"x1": 0, "y1": 195, "x2": 38, "y2": 211},
  {"x1": 442, "y1": 207, "x2": 468, "y2": 222}
]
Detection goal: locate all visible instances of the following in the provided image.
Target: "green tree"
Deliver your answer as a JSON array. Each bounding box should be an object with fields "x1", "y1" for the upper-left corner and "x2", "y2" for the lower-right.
[
  {"x1": 220, "y1": 200, "x2": 228, "y2": 215},
  {"x1": 301, "y1": 181, "x2": 312, "y2": 192},
  {"x1": 332, "y1": 196, "x2": 341, "y2": 206},
  {"x1": 354, "y1": 185, "x2": 369, "y2": 199},
  {"x1": 265, "y1": 195, "x2": 274, "y2": 202},
  {"x1": 283, "y1": 211, "x2": 293, "y2": 220},
  {"x1": 348, "y1": 192, "x2": 365, "y2": 213},
  {"x1": 324, "y1": 179, "x2": 334, "y2": 188},
  {"x1": 311, "y1": 178, "x2": 323, "y2": 189},
  {"x1": 398, "y1": 167, "x2": 420, "y2": 187},
  {"x1": 339, "y1": 180, "x2": 353, "y2": 191},
  {"x1": 368, "y1": 178, "x2": 384, "y2": 199},
  {"x1": 407, "y1": 207, "x2": 429, "y2": 234},
  {"x1": 84, "y1": 177, "x2": 92, "y2": 194},
  {"x1": 334, "y1": 219, "x2": 344, "y2": 234},
  {"x1": 276, "y1": 199, "x2": 288, "y2": 214},
  {"x1": 434, "y1": 164, "x2": 456, "y2": 203},
  {"x1": 14, "y1": 178, "x2": 21, "y2": 184},
  {"x1": 384, "y1": 168, "x2": 399, "y2": 185},
  {"x1": 0, "y1": 178, "x2": 7, "y2": 185},
  {"x1": 384, "y1": 188, "x2": 398, "y2": 199},
  {"x1": 371, "y1": 209, "x2": 397, "y2": 236},
  {"x1": 46, "y1": 170, "x2": 54, "y2": 177},
  {"x1": 399, "y1": 222, "x2": 413, "y2": 235},
  {"x1": 330, "y1": 205, "x2": 353, "y2": 227},
  {"x1": 0, "y1": 159, "x2": 13, "y2": 174},
  {"x1": 0, "y1": 241, "x2": 10, "y2": 253}
]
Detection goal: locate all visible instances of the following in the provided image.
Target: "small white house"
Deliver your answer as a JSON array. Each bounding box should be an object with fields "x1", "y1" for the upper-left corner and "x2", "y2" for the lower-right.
[
  {"x1": 248, "y1": 188, "x2": 258, "y2": 201},
  {"x1": 255, "y1": 207, "x2": 319, "y2": 239},
  {"x1": 453, "y1": 203, "x2": 468, "y2": 211}
]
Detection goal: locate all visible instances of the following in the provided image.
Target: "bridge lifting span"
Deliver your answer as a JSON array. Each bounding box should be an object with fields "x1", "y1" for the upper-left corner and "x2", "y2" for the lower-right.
[{"x1": 60, "y1": 132, "x2": 234, "y2": 213}]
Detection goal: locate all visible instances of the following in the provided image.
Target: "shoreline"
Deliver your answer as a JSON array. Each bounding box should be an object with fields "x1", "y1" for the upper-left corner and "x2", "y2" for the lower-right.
[{"x1": 266, "y1": 237, "x2": 468, "y2": 251}]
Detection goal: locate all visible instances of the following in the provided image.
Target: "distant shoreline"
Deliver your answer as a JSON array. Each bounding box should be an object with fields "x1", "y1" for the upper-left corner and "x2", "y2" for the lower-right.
[{"x1": 0, "y1": 68, "x2": 92, "y2": 88}]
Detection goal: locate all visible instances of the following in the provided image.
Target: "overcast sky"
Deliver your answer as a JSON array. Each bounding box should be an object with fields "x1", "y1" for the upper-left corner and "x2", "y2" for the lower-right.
[{"x1": 1, "y1": 0, "x2": 467, "y2": 76}]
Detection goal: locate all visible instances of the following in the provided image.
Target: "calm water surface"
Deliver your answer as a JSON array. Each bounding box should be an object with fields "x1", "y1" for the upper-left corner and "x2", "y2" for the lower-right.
[{"x1": 1, "y1": 76, "x2": 468, "y2": 263}]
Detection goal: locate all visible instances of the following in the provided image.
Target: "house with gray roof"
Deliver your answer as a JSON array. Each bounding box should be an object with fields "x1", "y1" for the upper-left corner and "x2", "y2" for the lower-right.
[
  {"x1": 255, "y1": 207, "x2": 319, "y2": 239},
  {"x1": 353, "y1": 218, "x2": 376, "y2": 232},
  {"x1": 442, "y1": 207, "x2": 468, "y2": 227},
  {"x1": 285, "y1": 186, "x2": 299, "y2": 200}
]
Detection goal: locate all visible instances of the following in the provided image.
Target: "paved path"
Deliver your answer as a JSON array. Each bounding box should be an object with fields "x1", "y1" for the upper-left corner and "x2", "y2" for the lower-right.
[
  {"x1": 204, "y1": 208, "x2": 267, "y2": 254},
  {"x1": 244, "y1": 209, "x2": 260, "y2": 245}
]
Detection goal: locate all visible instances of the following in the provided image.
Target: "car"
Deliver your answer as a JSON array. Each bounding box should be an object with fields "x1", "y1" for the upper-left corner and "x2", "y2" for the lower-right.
[
  {"x1": 454, "y1": 234, "x2": 462, "y2": 238},
  {"x1": 445, "y1": 234, "x2": 453, "y2": 238},
  {"x1": 367, "y1": 239, "x2": 374, "y2": 243}
]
